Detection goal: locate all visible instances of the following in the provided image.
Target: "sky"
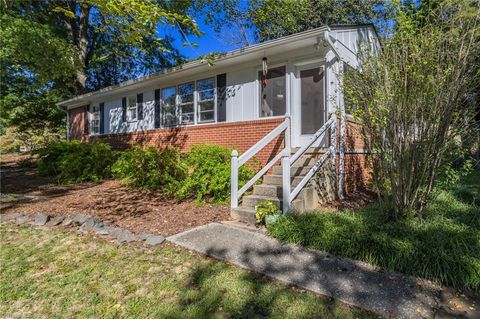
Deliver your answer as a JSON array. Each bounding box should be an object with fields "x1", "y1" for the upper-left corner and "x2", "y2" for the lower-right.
[{"x1": 161, "y1": 17, "x2": 256, "y2": 60}]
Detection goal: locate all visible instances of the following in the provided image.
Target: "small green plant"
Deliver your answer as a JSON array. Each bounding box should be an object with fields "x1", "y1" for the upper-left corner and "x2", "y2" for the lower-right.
[
  {"x1": 111, "y1": 146, "x2": 187, "y2": 195},
  {"x1": 35, "y1": 141, "x2": 115, "y2": 183},
  {"x1": 176, "y1": 144, "x2": 255, "y2": 204},
  {"x1": 255, "y1": 200, "x2": 281, "y2": 224}
]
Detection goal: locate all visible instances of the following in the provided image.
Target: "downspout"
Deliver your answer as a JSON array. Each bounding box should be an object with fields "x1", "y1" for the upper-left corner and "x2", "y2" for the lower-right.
[{"x1": 56, "y1": 103, "x2": 70, "y2": 141}]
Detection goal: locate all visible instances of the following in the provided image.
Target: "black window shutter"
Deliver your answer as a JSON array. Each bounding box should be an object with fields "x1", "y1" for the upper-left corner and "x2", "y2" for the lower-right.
[
  {"x1": 216, "y1": 73, "x2": 227, "y2": 122},
  {"x1": 137, "y1": 93, "x2": 143, "y2": 120},
  {"x1": 99, "y1": 102, "x2": 105, "y2": 134},
  {"x1": 122, "y1": 97, "x2": 127, "y2": 122},
  {"x1": 154, "y1": 89, "x2": 161, "y2": 128},
  {"x1": 84, "y1": 105, "x2": 89, "y2": 134}
]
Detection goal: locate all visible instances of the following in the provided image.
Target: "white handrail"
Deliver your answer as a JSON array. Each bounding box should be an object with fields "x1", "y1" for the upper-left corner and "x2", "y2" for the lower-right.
[
  {"x1": 238, "y1": 119, "x2": 289, "y2": 166},
  {"x1": 285, "y1": 113, "x2": 337, "y2": 211},
  {"x1": 231, "y1": 116, "x2": 291, "y2": 208}
]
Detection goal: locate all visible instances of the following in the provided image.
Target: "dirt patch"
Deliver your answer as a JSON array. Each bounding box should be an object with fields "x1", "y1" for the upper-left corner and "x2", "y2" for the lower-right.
[{"x1": 1, "y1": 154, "x2": 230, "y2": 237}]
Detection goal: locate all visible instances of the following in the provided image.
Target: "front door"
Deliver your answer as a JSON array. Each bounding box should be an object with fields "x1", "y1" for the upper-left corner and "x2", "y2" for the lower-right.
[{"x1": 292, "y1": 63, "x2": 327, "y2": 147}]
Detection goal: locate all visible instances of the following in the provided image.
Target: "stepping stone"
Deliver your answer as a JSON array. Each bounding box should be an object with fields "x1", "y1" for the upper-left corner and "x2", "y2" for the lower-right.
[
  {"x1": 47, "y1": 216, "x2": 65, "y2": 226},
  {"x1": 145, "y1": 235, "x2": 165, "y2": 246},
  {"x1": 34, "y1": 213, "x2": 50, "y2": 226},
  {"x1": 72, "y1": 215, "x2": 90, "y2": 226}
]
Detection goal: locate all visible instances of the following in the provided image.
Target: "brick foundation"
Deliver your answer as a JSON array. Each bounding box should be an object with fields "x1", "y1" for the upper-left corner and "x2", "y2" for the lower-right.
[{"x1": 72, "y1": 113, "x2": 371, "y2": 196}]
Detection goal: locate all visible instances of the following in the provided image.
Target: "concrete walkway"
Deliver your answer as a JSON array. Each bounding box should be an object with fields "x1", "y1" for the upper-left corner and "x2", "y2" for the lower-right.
[{"x1": 168, "y1": 222, "x2": 479, "y2": 319}]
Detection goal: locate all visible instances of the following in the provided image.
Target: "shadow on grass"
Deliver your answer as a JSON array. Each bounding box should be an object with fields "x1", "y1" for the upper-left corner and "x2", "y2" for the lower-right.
[{"x1": 268, "y1": 170, "x2": 480, "y2": 291}]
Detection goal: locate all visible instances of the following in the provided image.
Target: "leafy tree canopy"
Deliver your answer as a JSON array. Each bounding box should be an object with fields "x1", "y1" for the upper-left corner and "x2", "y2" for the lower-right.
[{"x1": 0, "y1": 0, "x2": 199, "y2": 140}]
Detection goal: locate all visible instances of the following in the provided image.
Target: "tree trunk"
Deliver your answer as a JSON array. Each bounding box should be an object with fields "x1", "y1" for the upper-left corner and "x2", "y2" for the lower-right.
[{"x1": 73, "y1": 4, "x2": 91, "y2": 95}]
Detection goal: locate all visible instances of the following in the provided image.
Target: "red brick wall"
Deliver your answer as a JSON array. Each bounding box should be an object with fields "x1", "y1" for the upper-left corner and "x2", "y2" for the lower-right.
[
  {"x1": 92, "y1": 118, "x2": 285, "y2": 167},
  {"x1": 69, "y1": 106, "x2": 88, "y2": 141},
  {"x1": 71, "y1": 113, "x2": 371, "y2": 196}
]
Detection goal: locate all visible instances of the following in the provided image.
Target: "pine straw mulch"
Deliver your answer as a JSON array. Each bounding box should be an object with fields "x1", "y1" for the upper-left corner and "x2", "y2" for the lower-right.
[{"x1": 1, "y1": 154, "x2": 230, "y2": 237}]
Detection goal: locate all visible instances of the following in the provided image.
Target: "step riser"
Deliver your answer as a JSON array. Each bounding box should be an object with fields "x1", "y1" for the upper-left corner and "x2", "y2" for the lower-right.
[
  {"x1": 263, "y1": 175, "x2": 304, "y2": 187},
  {"x1": 253, "y1": 185, "x2": 282, "y2": 197},
  {"x1": 272, "y1": 166, "x2": 313, "y2": 176},
  {"x1": 242, "y1": 196, "x2": 281, "y2": 209},
  {"x1": 231, "y1": 208, "x2": 256, "y2": 224}
]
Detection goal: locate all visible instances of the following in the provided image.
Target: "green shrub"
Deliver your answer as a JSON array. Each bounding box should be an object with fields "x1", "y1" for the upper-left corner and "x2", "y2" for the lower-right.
[
  {"x1": 256, "y1": 200, "x2": 281, "y2": 224},
  {"x1": 112, "y1": 146, "x2": 187, "y2": 195},
  {"x1": 176, "y1": 144, "x2": 255, "y2": 204},
  {"x1": 35, "y1": 141, "x2": 115, "y2": 183},
  {"x1": 267, "y1": 170, "x2": 480, "y2": 290}
]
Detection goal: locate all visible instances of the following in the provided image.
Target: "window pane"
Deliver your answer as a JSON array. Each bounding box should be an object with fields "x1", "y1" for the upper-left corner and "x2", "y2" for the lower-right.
[
  {"x1": 162, "y1": 87, "x2": 177, "y2": 127},
  {"x1": 199, "y1": 111, "x2": 214, "y2": 122},
  {"x1": 199, "y1": 100, "x2": 214, "y2": 112},
  {"x1": 178, "y1": 82, "x2": 194, "y2": 104},
  {"x1": 128, "y1": 96, "x2": 136, "y2": 108},
  {"x1": 181, "y1": 113, "x2": 194, "y2": 124},
  {"x1": 259, "y1": 66, "x2": 286, "y2": 117},
  {"x1": 197, "y1": 78, "x2": 215, "y2": 101}
]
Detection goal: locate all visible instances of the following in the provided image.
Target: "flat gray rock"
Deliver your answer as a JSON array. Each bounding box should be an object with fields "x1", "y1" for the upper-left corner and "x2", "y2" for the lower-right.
[
  {"x1": 16, "y1": 215, "x2": 32, "y2": 224},
  {"x1": 81, "y1": 217, "x2": 102, "y2": 230},
  {"x1": 0, "y1": 213, "x2": 21, "y2": 223},
  {"x1": 34, "y1": 213, "x2": 50, "y2": 226},
  {"x1": 47, "y1": 216, "x2": 65, "y2": 226},
  {"x1": 115, "y1": 229, "x2": 135, "y2": 243},
  {"x1": 61, "y1": 216, "x2": 73, "y2": 227},
  {"x1": 72, "y1": 215, "x2": 90, "y2": 226},
  {"x1": 145, "y1": 235, "x2": 165, "y2": 246},
  {"x1": 168, "y1": 223, "x2": 444, "y2": 319},
  {"x1": 137, "y1": 232, "x2": 151, "y2": 241},
  {"x1": 93, "y1": 224, "x2": 110, "y2": 235}
]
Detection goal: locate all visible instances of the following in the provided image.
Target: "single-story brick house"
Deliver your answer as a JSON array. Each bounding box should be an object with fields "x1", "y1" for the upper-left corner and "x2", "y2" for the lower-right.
[{"x1": 58, "y1": 25, "x2": 380, "y2": 223}]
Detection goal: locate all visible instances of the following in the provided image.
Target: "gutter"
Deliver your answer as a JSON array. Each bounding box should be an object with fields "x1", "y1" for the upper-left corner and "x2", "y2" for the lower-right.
[{"x1": 56, "y1": 104, "x2": 69, "y2": 141}]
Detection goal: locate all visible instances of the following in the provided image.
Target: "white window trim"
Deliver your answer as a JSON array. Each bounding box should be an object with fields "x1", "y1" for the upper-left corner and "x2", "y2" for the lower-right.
[
  {"x1": 177, "y1": 82, "x2": 195, "y2": 125},
  {"x1": 196, "y1": 77, "x2": 216, "y2": 124},
  {"x1": 90, "y1": 104, "x2": 101, "y2": 135},
  {"x1": 158, "y1": 76, "x2": 217, "y2": 128},
  {"x1": 126, "y1": 95, "x2": 138, "y2": 122}
]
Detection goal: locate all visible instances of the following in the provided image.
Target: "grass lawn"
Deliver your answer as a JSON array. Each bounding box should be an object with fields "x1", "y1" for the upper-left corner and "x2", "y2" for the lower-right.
[
  {"x1": 0, "y1": 224, "x2": 376, "y2": 319},
  {"x1": 268, "y1": 170, "x2": 480, "y2": 291}
]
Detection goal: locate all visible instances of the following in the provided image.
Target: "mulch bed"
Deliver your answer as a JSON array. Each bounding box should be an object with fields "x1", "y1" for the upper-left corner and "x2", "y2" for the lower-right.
[{"x1": 1, "y1": 154, "x2": 230, "y2": 237}]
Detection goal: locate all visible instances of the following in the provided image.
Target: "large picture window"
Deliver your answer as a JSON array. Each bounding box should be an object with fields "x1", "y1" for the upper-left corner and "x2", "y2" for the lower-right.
[
  {"x1": 161, "y1": 86, "x2": 177, "y2": 127},
  {"x1": 178, "y1": 82, "x2": 195, "y2": 124},
  {"x1": 127, "y1": 96, "x2": 137, "y2": 121},
  {"x1": 197, "y1": 78, "x2": 215, "y2": 123},
  {"x1": 259, "y1": 66, "x2": 286, "y2": 117},
  {"x1": 90, "y1": 105, "x2": 101, "y2": 134}
]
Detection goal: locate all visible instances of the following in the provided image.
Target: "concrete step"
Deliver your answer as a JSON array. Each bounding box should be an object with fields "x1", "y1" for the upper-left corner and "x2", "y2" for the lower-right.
[
  {"x1": 253, "y1": 184, "x2": 282, "y2": 197},
  {"x1": 263, "y1": 174, "x2": 305, "y2": 187},
  {"x1": 242, "y1": 195, "x2": 281, "y2": 209},
  {"x1": 241, "y1": 194, "x2": 306, "y2": 212},
  {"x1": 230, "y1": 207, "x2": 256, "y2": 224},
  {"x1": 272, "y1": 165, "x2": 313, "y2": 176}
]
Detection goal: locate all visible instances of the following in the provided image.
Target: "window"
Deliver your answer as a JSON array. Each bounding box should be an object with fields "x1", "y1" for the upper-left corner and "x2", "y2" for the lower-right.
[
  {"x1": 259, "y1": 66, "x2": 286, "y2": 117},
  {"x1": 90, "y1": 105, "x2": 101, "y2": 134},
  {"x1": 178, "y1": 82, "x2": 194, "y2": 124},
  {"x1": 197, "y1": 77, "x2": 215, "y2": 123},
  {"x1": 162, "y1": 86, "x2": 177, "y2": 127},
  {"x1": 127, "y1": 96, "x2": 137, "y2": 121}
]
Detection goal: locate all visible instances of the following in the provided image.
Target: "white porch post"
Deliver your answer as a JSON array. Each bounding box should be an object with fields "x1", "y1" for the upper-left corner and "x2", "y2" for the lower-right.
[
  {"x1": 231, "y1": 150, "x2": 239, "y2": 208},
  {"x1": 338, "y1": 63, "x2": 345, "y2": 200},
  {"x1": 282, "y1": 114, "x2": 292, "y2": 213}
]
